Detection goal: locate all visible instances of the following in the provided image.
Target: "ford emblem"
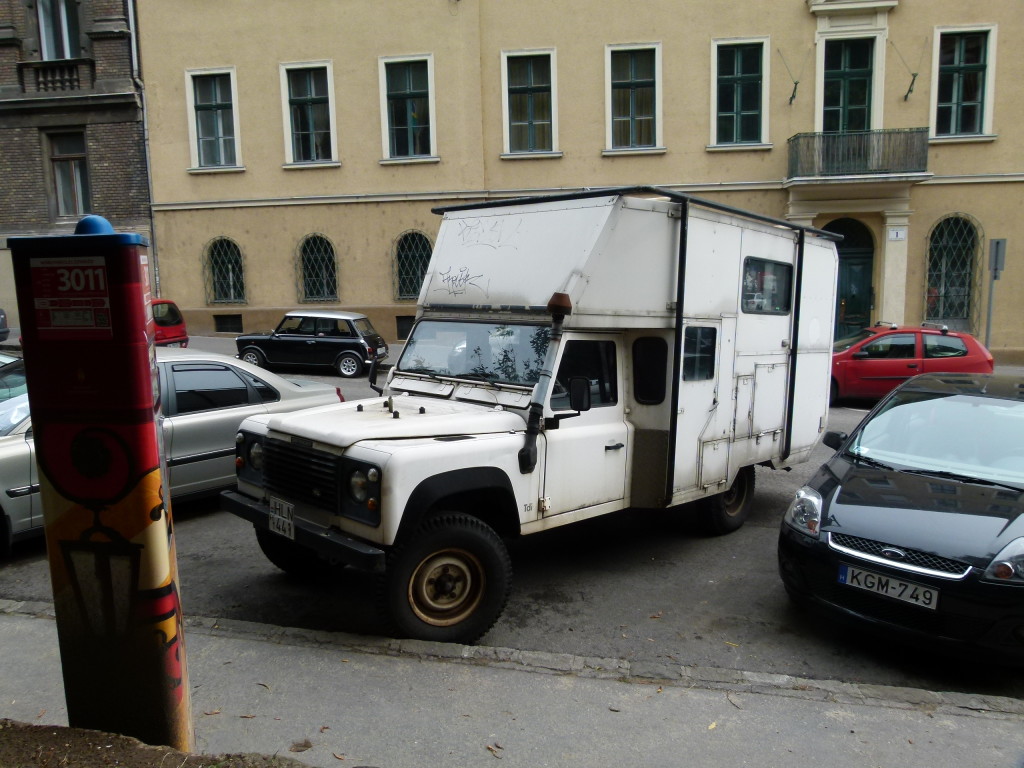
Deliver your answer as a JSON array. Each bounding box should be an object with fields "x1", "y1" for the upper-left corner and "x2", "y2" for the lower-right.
[{"x1": 880, "y1": 547, "x2": 907, "y2": 561}]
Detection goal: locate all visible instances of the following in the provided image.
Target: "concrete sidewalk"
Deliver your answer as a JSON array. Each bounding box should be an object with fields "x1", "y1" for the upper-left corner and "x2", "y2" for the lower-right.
[{"x1": 1, "y1": 601, "x2": 1022, "y2": 768}]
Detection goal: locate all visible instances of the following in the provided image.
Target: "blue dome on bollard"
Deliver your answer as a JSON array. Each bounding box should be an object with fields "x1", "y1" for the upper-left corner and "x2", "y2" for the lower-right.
[{"x1": 74, "y1": 215, "x2": 116, "y2": 235}]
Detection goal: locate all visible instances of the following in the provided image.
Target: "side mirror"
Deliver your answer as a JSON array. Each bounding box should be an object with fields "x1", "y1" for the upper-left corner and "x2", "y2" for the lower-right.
[
  {"x1": 368, "y1": 357, "x2": 383, "y2": 395},
  {"x1": 851, "y1": 351, "x2": 869, "y2": 359},
  {"x1": 568, "y1": 376, "x2": 592, "y2": 412},
  {"x1": 823, "y1": 431, "x2": 847, "y2": 450}
]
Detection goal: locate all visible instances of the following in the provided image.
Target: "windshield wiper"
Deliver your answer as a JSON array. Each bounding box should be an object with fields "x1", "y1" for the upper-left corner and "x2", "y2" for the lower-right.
[
  {"x1": 844, "y1": 451, "x2": 893, "y2": 471},
  {"x1": 398, "y1": 366, "x2": 444, "y2": 381},
  {"x1": 899, "y1": 468, "x2": 1023, "y2": 493}
]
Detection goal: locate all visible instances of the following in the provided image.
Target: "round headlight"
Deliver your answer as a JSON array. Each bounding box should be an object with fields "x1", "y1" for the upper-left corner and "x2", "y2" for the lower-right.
[
  {"x1": 248, "y1": 441, "x2": 263, "y2": 470},
  {"x1": 349, "y1": 470, "x2": 368, "y2": 502}
]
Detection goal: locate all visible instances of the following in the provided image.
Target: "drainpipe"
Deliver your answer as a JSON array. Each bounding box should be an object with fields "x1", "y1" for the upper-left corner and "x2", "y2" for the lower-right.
[{"x1": 518, "y1": 292, "x2": 572, "y2": 474}]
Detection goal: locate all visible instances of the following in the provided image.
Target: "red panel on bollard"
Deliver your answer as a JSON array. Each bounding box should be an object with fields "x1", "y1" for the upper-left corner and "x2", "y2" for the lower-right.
[{"x1": 9, "y1": 216, "x2": 193, "y2": 750}]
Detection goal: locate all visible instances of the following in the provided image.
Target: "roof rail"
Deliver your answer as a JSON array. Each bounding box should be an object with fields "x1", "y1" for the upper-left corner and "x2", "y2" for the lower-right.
[
  {"x1": 873, "y1": 321, "x2": 899, "y2": 329},
  {"x1": 920, "y1": 321, "x2": 950, "y2": 335}
]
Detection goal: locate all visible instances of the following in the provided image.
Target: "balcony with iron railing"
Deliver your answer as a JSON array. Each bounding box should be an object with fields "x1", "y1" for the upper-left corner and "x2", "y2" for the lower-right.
[{"x1": 786, "y1": 127, "x2": 929, "y2": 181}]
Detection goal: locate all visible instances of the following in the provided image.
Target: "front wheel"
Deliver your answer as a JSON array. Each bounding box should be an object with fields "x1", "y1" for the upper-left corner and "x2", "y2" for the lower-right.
[
  {"x1": 698, "y1": 465, "x2": 756, "y2": 536},
  {"x1": 335, "y1": 352, "x2": 363, "y2": 378},
  {"x1": 241, "y1": 348, "x2": 266, "y2": 368},
  {"x1": 379, "y1": 513, "x2": 512, "y2": 644},
  {"x1": 255, "y1": 527, "x2": 329, "y2": 580}
]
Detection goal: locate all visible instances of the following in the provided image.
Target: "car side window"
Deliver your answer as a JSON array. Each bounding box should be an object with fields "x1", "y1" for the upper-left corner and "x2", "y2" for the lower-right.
[
  {"x1": 277, "y1": 317, "x2": 304, "y2": 334},
  {"x1": 924, "y1": 334, "x2": 967, "y2": 358},
  {"x1": 317, "y1": 318, "x2": 354, "y2": 337},
  {"x1": 860, "y1": 333, "x2": 916, "y2": 359},
  {"x1": 239, "y1": 371, "x2": 281, "y2": 403},
  {"x1": 551, "y1": 340, "x2": 617, "y2": 412},
  {"x1": 171, "y1": 364, "x2": 252, "y2": 414}
]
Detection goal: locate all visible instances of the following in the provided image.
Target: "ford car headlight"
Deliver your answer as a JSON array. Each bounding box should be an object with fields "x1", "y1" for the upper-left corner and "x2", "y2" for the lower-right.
[
  {"x1": 983, "y1": 538, "x2": 1024, "y2": 584},
  {"x1": 784, "y1": 487, "x2": 823, "y2": 538}
]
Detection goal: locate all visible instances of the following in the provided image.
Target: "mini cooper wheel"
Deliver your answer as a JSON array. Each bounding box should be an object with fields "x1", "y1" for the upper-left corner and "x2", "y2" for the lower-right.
[
  {"x1": 241, "y1": 348, "x2": 266, "y2": 368},
  {"x1": 335, "y1": 352, "x2": 363, "y2": 378},
  {"x1": 380, "y1": 513, "x2": 512, "y2": 644}
]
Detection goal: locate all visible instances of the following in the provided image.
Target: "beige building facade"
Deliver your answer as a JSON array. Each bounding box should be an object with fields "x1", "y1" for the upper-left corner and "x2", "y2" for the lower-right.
[{"x1": 135, "y1": 0, "x2": 1024, "y2": 361}]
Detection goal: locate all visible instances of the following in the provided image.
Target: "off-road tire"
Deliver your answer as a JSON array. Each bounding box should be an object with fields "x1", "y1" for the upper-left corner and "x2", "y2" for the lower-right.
[
  {"x1": 379, "y1": 513, "x2": 512, "y2": 644},
  {"x1": 698, "y1": 465, "x2": 756, "y2": 536},
  {"x1": 255, "y1": 526, "x2": 329, "y2": 580}
]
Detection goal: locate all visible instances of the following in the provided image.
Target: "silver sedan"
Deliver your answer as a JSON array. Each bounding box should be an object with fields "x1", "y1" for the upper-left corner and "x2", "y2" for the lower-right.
[{"x1": 0, "y1": 348, "x2": 345, "y2": 556}]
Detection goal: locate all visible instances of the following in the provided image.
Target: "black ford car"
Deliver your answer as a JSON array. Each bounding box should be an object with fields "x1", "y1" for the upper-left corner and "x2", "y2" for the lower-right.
[
  {"x1": 235, "y1": 310, "x2": 388, "y2": 378},
  {"x1": 779, "y1": 372, "x2": 1024, "y2": 661}
]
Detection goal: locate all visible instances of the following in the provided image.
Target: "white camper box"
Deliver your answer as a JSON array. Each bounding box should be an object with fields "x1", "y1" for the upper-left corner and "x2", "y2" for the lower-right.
[
  {"x1": 419, "y1": 191, "x2": 838, "y2": 509},
  {"x1": 223, "y1": 187, "x2": 840, "y2": 645}
]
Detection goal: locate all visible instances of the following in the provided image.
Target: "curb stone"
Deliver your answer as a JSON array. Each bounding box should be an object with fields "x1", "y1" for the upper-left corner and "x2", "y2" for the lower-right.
[{"x1": 6, "y1": 600, "x2": 1023, "y2": 721}]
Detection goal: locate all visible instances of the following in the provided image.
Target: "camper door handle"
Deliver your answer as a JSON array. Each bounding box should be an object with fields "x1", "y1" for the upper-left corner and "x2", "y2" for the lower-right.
[{"x1": 605, "y1": 442, "x2": 624, "y2": 451}]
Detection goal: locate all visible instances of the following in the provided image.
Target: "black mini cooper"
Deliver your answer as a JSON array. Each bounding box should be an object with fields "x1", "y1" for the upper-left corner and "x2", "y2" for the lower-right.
[
  {"x1": 779, "y1": 372, "x2": 1024, "y2": 661},
  {"x1": 235, "y1": 310, "x2": 389, "y2": 378}
]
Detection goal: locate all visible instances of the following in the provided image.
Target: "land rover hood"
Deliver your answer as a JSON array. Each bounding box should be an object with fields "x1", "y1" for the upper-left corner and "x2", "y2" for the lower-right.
[{"x1": 263, "y1": 397, "x2": 524, "y2": 448}]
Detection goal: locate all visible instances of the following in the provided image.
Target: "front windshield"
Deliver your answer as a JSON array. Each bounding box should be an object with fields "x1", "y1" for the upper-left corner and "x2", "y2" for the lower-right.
[
  {"x1": 0, "y1": 394, "x2": 30, "y2": 437},
  {"x1": 398, "y1": 320, "x2": 550, "y2": 386},
  {"x1": 849, "y1": 389, "x2": 1024, "y2": 488},
  {"x1": 833, "y1": 328, "x2": 877, "y2": 353}
]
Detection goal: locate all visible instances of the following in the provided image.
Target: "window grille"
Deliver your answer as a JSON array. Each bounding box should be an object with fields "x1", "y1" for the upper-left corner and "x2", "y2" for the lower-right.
[
  {"x1": 393, "y1": 230, "x2": 432, "y2": 300},
  {"x1": 926, "y1": 215, "x2": 982, "y2": 334},
  {"x1": 297, "y1": 234, "x2": 338, "y2": 302},
  {"x1": 203, "y1": 237, "x2": 246, "y2": 304}
]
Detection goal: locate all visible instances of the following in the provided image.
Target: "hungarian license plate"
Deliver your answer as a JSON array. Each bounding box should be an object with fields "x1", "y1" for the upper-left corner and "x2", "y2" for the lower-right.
[
  {"x1": 268, "y1": 497, "x2": 295, "y2": 540},
  {"x1": 838, "y1": 564, "x2": 938, "y2": 610}
]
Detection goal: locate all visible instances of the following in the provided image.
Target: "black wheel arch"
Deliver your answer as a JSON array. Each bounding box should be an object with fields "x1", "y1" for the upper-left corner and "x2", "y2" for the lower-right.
[{"x1": 398, "y1": 467, "x2": 520, "y2": 541}]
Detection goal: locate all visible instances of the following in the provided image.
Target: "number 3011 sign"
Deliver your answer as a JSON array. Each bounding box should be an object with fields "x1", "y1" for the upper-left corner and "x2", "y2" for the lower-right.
[{"x1": 29, "y1": 256, "x2": 113, "y2": 339}]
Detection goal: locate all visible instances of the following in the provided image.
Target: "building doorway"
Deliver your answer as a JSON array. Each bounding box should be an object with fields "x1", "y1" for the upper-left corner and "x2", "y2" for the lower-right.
[{"x1": 825, "y1": 218, "x2": 874, "y2": 340}]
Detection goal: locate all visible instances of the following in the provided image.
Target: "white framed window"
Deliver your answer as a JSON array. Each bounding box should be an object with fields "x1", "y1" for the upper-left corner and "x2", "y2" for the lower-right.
[
  {"x1": 279, "y1": 61, "x2": 339, "y2": 166},
  {"x1": 604, "y1": 43, "x2": 663, "y2": 153},
  {"x1": 501, "y1": 49, "x2": 559, "y2": 157},
  {"x1": 710, "y1": 37, "x2": 770, "y2": 148},
  {"x1": 186, "y1": 67, "x2": 242, "y2": 170},
  {"x1": 812, "y1": 30, "x2": 887, "y2": 133},
  {"x1": 37, "y1": 0, "x2": 79, "y2": 60},
  {"x1": 378, "y1": 54, "x2": 437, "y2": 162},
  {"x1": 929, "y1": 25, "x2": 997, "y2": 140},
  {"x1": 46, "y1": 130, "x2": 90, "y2": 218}
]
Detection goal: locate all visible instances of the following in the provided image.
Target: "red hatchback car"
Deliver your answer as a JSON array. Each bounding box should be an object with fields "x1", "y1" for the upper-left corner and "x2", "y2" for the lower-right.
[
  {"x1": 152, "y1": 299, "x2": 189, "y2": 347},
  {"x1": 831, "y1": 322, "x2": 993, "y2": 402}
]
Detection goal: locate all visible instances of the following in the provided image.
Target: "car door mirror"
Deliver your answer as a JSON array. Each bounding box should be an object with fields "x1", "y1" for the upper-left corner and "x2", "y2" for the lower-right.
[
  {"x1": 851, "y1": 351, "x2": 869, "y2": 359},
  {"x1": 368, "y1": 356, "x2": 383, "y2": 395},
  {"x1": 568, "y1": 376, "x2": 592, "y2": 412},
  {"x1": 823, "y1": 431, "x2": 847, "y2": 450}
]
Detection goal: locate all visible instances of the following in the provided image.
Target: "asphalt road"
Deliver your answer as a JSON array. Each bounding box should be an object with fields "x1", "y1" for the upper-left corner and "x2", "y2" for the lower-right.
[{"x1": 1, "y1": 338, "x2": 1021, "y2": 700}]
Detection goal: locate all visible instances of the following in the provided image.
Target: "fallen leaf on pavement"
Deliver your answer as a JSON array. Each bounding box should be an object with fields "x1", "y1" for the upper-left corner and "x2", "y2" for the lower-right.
[
  {"x1": 724, "y1": 641, "x2": 740, "y2": 648},
  {"x1": 257, "y1": 683, "x2": 271, "y2": 691},
  {"x1": 708, "y1": 722, "x2": 717, "y2": 730},
  {"x1": 649, "y1": 611, "x2": 663, "y2": 619},
  {"x1": 203, "y1": 709, "x2": 221, "y2": 716},
  {"x1": 240, "y1": 714, "x2": 256, "y2": 719},
  {"x1": 290, "y1": 739, "x2": 313, "y2": 753},
  {"x1": 333, "y1": 753, "x2": 346, "y2": 760},
  {"x1": 486, "y1": 743, "x2": 503, "y2": 758},
  {"x1": 320, "y1": 725, "x2": 330, "y2": 732}
]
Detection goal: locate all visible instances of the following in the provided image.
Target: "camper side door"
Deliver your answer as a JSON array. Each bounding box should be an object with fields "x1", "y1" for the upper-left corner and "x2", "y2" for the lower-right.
[{"x1": 540, "y1": 335, "x2": 629, "y2": 515}]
